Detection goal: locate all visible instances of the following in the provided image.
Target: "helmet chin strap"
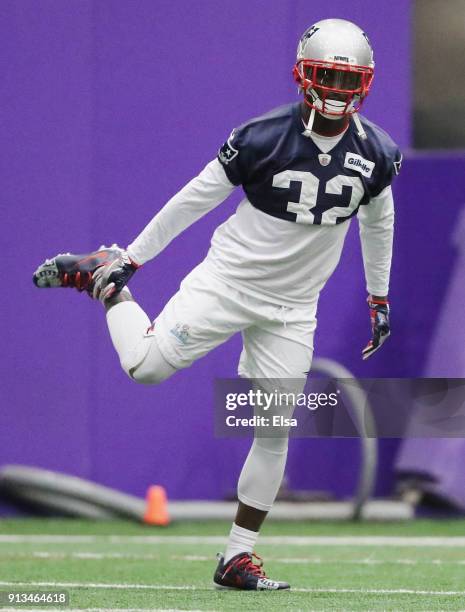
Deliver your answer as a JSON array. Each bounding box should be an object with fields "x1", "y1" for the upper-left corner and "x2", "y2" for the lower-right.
[
  {"x1": 302, "y1": 107, "x2": 316, "y2": 137},
  {"x1": 352, "y1": 112, "x2": 367, "y2": 140}
]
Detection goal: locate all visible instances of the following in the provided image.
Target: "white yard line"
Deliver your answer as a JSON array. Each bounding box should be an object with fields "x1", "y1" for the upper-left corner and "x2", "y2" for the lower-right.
[
  {"x1": 0, "y1": 580, "x2": 464, "y2": 597},
  {"x1": 29, "y1": 552, "x2": 161, "y2": 560},
  {"x1": 2, "y1": 534, "x2": 465, "y2": 546},
  {"x1": 4, "y1": 551, "x2": 465, "y2": 566}
]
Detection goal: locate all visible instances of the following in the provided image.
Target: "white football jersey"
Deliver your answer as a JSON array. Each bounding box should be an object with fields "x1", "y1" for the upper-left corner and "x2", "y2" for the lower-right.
[
  {"x1": 203, "y1": 192, "x2": 351, "y2": 306},
  {"x1": 128, "y1": 105, "x2": 399, "y2": 307}
]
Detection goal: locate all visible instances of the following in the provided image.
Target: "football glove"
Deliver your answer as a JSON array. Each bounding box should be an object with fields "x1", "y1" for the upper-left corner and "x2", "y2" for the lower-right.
[
  {"x1": 362, "y1": 296, "x2": 390, "y2": 360},
  {"x1": 92, "y1": 250, "x2": 140, "y2": 301}
]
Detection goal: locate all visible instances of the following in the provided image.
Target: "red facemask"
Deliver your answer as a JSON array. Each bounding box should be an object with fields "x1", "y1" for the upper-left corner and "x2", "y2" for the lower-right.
[{"x1": 293, "y1": 60, "x2": 374, "y2": 116}]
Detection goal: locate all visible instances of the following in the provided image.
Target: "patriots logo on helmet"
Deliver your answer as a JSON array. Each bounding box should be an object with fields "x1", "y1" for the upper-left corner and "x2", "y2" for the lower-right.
[
  {"x1": 362, "y1": 31, "x2": 372, "y2": 46},
  {"x1": 297, "y1": 26, "x2": 320, "y2": 57},
  {"x1": 303, "y1": 25, "x2": 320, "y2": 41}
]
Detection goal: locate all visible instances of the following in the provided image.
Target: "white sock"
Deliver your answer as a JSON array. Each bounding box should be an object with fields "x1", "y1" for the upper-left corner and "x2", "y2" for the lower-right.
[
  {"x1": 106, "y1": 301, "x2": 151, "y2": 372},
  {"x1": 224, "y1": 522, "x2": 259, "y2": 564}
]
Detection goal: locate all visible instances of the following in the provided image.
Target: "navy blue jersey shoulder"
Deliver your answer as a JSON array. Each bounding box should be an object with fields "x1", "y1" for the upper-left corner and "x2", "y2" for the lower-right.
[
  {"x1": 354, "y1": 116, "x2": 402, "y2": 196},
  {"x1": 217, "y1": 103, "x2": 401, "y2": 225},
  {"x1": 218, "y1": 104, "x2": 297, "y2": 186}
]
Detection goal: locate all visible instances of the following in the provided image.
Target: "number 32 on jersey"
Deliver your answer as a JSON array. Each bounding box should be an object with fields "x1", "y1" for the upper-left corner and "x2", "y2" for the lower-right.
[{"x1": 272, "y1": 170, "x2": 364, "y2": 225}]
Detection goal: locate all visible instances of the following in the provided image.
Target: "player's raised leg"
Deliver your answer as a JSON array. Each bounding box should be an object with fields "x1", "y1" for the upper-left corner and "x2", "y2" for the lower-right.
[
  {"x1": 104, "y1": 291, "x2": 177, "y2": 384},
  {"x1": 33, "y1": 245, "x2": 177, "y2": 385}
]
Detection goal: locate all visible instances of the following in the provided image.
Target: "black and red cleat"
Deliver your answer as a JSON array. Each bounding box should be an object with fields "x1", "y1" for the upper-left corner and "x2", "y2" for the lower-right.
[
  {"x1": 213, "y1": 552, "x2": 290, "y2": 591},
  {"x1": 33, "y1": 244, "x2": 123, "y2": 294}
]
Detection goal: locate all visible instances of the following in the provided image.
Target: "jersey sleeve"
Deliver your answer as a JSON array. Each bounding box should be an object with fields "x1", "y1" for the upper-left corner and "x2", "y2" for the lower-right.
[
  {"x1": 358, "y1": 185, "x2": 395, "y2": 296},
  {"x1": 372, "y1": 146, "x2": 402, "y2": 197},
  {"x1": 217, "y1": 125, "x2": 252, "y2": 186},
  {"x1": 127, "y1": 159, "x2": 235, "y2": 265}
]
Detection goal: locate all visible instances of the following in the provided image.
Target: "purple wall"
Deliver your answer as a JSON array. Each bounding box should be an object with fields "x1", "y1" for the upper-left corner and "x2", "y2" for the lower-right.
[{"x1": 1, "y1": 1, "x2": 414, "y2": 504}]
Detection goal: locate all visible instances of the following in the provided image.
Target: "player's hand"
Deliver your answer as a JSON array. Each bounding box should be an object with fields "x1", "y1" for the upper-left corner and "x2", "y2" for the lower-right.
[
  {"x1": 92, "y1": 250, "x2": 140, "y2": 301},
  {"x1": 362, "y1": 296, "x2": 390, "y2": 360}
]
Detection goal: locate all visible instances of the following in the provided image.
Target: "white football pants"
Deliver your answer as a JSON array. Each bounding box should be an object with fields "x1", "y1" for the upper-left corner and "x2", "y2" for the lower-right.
[{"x1": 106, "y1": 282, "x2": 313, "y2": 511}]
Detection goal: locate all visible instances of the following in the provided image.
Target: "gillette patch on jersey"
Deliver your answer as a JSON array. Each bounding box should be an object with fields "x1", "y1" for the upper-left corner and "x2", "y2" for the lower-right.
[{"x1": 344, "y1": 153, "x2": 375, "y2": 178}]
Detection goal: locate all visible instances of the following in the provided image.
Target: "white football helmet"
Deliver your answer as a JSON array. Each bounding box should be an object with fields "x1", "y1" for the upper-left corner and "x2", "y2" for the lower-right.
[{"x1": 293, "y1": 19, "x2": 374, "y2": 136}]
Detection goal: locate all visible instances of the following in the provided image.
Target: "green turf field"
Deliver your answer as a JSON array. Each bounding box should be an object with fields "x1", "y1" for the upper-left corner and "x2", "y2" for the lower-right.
[{"x1": 1, "y1": 518, "x2": 465, "y2": 610}]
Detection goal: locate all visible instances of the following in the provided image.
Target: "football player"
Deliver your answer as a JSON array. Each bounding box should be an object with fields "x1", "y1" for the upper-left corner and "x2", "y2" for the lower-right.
[{"x1": 33, "y1": 19, "x2": 400, "y2": 590}]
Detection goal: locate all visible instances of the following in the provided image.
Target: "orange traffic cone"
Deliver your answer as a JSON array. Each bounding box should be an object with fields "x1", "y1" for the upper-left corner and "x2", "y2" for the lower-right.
[{"x1": 143, "y1": 485, "x2": 170, "y2": 526}]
